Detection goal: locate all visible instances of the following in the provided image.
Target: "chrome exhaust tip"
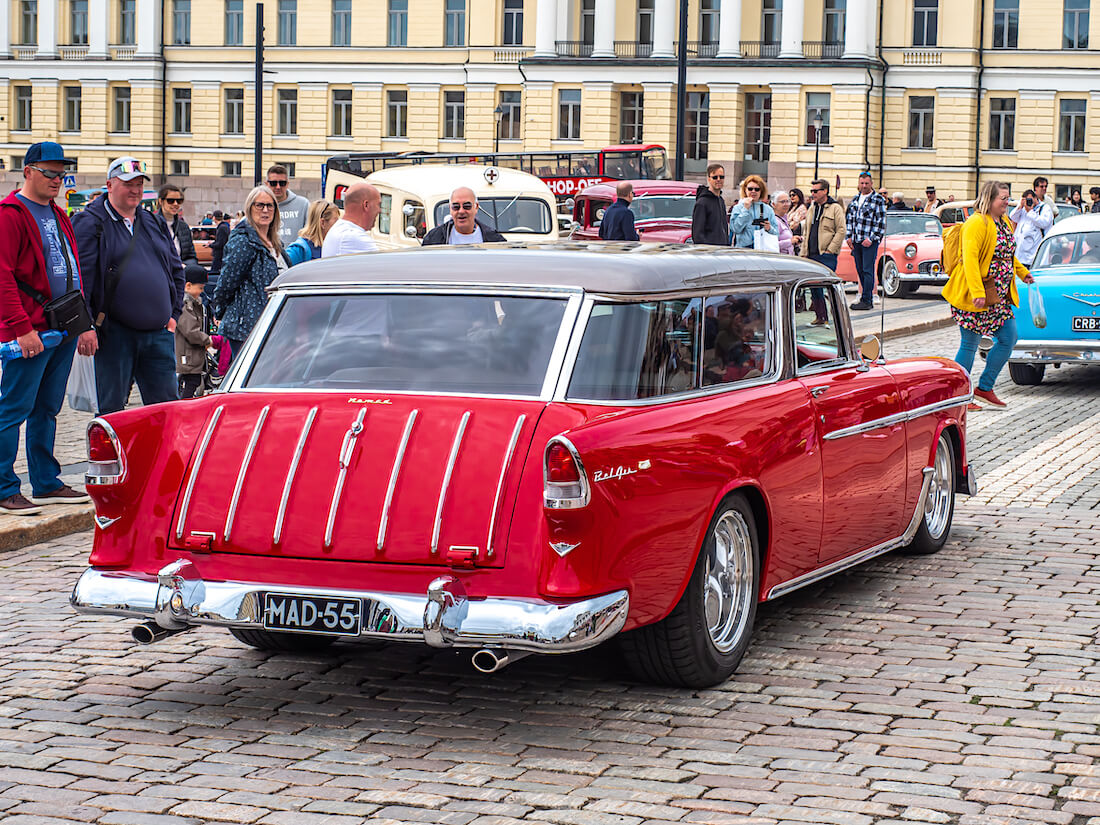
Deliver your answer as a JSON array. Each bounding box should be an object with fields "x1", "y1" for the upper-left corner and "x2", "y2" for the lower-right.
[
  {"x1": 471, "y1": 648, "x2": 528, "y2": 673},
  {"x1": 131, "y1": 620, "x2": 189, "y2": 645}
]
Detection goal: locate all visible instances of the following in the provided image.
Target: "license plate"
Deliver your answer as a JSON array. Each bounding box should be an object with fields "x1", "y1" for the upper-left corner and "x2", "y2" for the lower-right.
[
  {"x1": 261, "y1": 593, "x2": 362, "y2": 636},
  {"x1": 1072, "y1": 316, "x2": 1100, "y2": 332}
]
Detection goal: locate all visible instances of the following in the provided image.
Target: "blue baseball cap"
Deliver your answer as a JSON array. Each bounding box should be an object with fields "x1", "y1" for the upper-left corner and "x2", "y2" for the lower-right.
[{"x1": 23, "y1": 141, "x2": 75, "y2": 167}]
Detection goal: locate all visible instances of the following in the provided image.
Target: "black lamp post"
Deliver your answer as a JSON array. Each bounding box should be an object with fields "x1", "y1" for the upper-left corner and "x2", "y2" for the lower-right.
[
  {"x1": 493, "y1": 104, "x2": 504, "y2": 154},
  {"x1": 813, "y1": 113, "x2": 823, "y2": 181}
]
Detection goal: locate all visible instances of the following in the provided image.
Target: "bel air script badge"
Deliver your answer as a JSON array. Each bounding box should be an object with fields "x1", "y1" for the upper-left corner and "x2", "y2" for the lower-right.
[
  {"x1": 347, "y1": 398, "x2": 393, "y2": 405},
  {"x1": 593, "y1": 459, "x2": 651, "y2": 484}
]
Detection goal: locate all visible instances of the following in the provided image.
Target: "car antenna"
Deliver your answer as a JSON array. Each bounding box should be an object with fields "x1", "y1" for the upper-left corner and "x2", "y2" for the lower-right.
[{"x1": 877, "y1": 274, "x2": 887, "y2": 364}]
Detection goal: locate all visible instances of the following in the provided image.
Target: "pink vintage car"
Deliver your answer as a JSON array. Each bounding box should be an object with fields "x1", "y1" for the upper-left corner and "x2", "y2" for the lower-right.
[
  {"x1": 836, "y1": 211, "x2": 946, "y2": 298},
  {"x1": 571, "y1": 180, "x2": 698, "y2": 242},
  {"x1": 71, "y1": 244, "x2": 975, "y2": 687}
]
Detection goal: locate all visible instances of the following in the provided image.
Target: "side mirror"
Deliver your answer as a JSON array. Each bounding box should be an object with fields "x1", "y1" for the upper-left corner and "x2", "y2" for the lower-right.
[
  {"x1": 402, "y1": 203, "x2": 416, "y2": 216},
  {"x1": 564, "y1": 197, "x2": 575, "y2": 211},
  {"x1": 405, "y1": 225, "x2": 418, "y2": 238},
  {"x1": 858, "y1": 335, "x2": 880, "y2": 362}
]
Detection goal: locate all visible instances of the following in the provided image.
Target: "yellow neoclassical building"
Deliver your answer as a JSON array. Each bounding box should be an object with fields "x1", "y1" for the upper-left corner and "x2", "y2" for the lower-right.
[{"x1": 2, "y1": 0, "x2": 1098, "y2": 205}]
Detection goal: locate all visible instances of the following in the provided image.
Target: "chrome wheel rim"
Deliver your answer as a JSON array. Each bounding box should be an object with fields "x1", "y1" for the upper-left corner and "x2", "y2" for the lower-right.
[
  {"x1": 882, "y1": 261, "x2": 900, "y2": 296},
  {"x1": 703, "y1": 510, "x2": 754, "y2": 654},
  {"x1": 924, "y1": 436, "x2": 954, "y2": 540}
]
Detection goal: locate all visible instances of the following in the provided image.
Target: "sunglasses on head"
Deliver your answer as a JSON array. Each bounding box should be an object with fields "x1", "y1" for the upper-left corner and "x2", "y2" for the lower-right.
[
  {"x1": 266, "y1": 179, "x2": 288, "y2": 187},
  {"x1": 450, "y1": 201, "x2": 474, "y2": 211},
  {"x1": 163, "y1": 196, "x2": 184, "y2": 204},
  {"x1": 28, "y1": 165, "x2": 65, "y2": 180}
]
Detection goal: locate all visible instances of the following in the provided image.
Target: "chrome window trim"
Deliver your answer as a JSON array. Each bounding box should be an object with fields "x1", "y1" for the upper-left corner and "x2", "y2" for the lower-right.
[
  {"x1": 822, "y1": 393, "x2": 971, "y2": 441},
  {"x1": 790, "y1": 279, "x2": 858, "y2": 376},
  {"x1": 174, "y1": 406, "x2": 225, "y2": 540},
  {"x1": 273, "y1": 406, "x2": 318, "y2": 544}
]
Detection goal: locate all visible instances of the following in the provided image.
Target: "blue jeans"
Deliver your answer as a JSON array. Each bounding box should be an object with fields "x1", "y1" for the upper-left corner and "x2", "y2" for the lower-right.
[
  {"x1": 95, "y1": 324, "x2": 179, "y2": 414},
  {"x1": 852, "y1": 241, "x2": 879, "y2": 304},
  {"x1": 809, "y1": 253, "x2": 837, "y2": 320},
  {"x1": 0, "y1": 335, "x2": 79, "y2": 498},
  {"x1": 955, "y1": 315, "x2": 1017, "y2": 392}
]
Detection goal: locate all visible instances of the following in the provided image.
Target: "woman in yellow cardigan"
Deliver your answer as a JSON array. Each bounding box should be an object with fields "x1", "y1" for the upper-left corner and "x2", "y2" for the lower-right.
[{"x1": 941, "y1": 180, "x2": 1034, "y2": 408}]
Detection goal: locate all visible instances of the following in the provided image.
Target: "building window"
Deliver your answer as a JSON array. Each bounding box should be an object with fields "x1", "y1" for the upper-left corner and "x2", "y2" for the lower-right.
[
  {"x1": 173, "y1": 0, "x2": 190, "y2": 44},
  {"x1": 559, "y1": 89, "x2": 581, "y2": 140},
  {"x1": 71, "y1": 0, "x2": 89, "y2": 45},
  {"x1": 63, "y1": 87, "x2": 81, "y2": 132},
  {"x1": 992, "y1": 0, "x2": 1018, "y2": 48},
  {"x1": 686, "y1": 91, "x2": 709, "y2": 161},
  {"x1": 700, "y1": 0, "x2": 719, "y2": 45},
  {"x1": 173, "y1": 87, "x2": 191, "y2": 133},
  {"x1": 277, "y1": 161, "x2": 296, "y2": 176},
  {"x1": 278, "y1": 0, "x2": 296, "y2": 45},
  {"x1": 225, "y1": 87, "x2": 244, "y2": 134},
  {"x1": 806, "y1": 92, "x2": 830, "y2": 144},
  {"x1": 502, "y1": 0, "x2": 523, "y2": 45},
  {"x1": 913, "y1": 0, "x2": 937, "y2": 47},
  {"x1": 443, "y1": 91, "x2": 465, "y2": 139},
  {"x1": 170, "y1": 159, "x2": 189, "y2": 175},
  {"x1": 445, "y1": 0, "x2": 465, "y2": 46},
  {"x1": 332, "y1": 89, "x2": 352, "y2": 136},
  {"x1": 620, "y1": 91, "x2": 644, "y2": 144},
  {"x1": 20, "y1": 0, "x2": 37, "y2": 45},
  {"x1": 1064, "y1": 0, "x2": 1089, "y2": 49},
  {"x1": 332, "y1": 0, "x2": 351, "y2": 45},
  {"x1": 581, "y1": 0, "x2": 595, "y2": 45},
  {"x1": 11, "y1": 156, "x2": 26, "y2": 171},
  {"x1": 989, "y1": 97, "x2": 1014, "y2": 150},
  {"x1": 498, "y1": 90, "x2": 521, "y2": 140},
  {"x1": 762, "y1": 0, "x2": 782, "y2": 47},
  {"x1": 389, "y1": 0, "x2": 407, "y2": 46},
  {"x1": 907, "y1": 95, "x2": 934, "y2": 148},
  {"x1": 637, "y1": 0, "x2": 654, "y2": 46},
  {"x1": 223, "y1": 160, "x2": 242, "y2": 176},
  {"x1": 824, "y1": 0, "x2": 845, "y2": 45},
  {"x1": 225, "y1": 0, "x2": 243, "y2": 45},
  {"x1": 113, "y1": 86, "x2": 131, "y2": 133},
  {"x1": 277, "y1": 89, "x2": 297, "y2": 135},
  {"x1": 1059, "y1": 98, "x2": 1086, "y2": 152},
  {"x1": 120, "y1": 0, "x2": 135, "y2": 43},
  {"x1": 387, "y1": 90, "x2": 407, "y2": 137},
  {"x1": 14, "y1": 86, "x2": 32, "y2": 131}
]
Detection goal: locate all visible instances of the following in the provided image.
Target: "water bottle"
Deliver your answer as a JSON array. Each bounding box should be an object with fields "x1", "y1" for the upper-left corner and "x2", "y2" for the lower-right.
[{"x1": 0, "y1": 330, "x2": 66, "y2": 362}]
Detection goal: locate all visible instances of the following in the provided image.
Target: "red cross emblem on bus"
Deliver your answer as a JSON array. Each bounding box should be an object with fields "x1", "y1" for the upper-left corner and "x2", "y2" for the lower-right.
[{"x1": 483, "y1": 167, "x2": 500, "y2": 185}]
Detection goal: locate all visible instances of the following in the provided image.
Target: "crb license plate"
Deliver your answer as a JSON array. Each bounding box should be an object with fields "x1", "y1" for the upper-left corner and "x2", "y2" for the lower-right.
[
  {"x1": 1072, "y1": 316, "x2": 1100, "y2": 332},
  {"x1": 261, "y1": 593, "x2": 362, "y2": 636}
]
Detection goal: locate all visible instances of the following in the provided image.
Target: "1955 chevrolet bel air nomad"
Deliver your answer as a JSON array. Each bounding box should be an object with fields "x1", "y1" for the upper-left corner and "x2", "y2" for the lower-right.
[{"x1": 71, "y1": 243, "x2": 976, "y2": 687}]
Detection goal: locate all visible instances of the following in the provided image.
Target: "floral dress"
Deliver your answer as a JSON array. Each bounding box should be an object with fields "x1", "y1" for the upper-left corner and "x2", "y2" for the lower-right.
[{"x1": 951, "y1": 218, "x2": 1016, "y2": 336}]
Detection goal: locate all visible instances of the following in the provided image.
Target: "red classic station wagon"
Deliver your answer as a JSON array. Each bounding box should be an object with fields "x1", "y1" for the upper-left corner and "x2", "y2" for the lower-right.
[{"x1": 71, "y1": 244, "x2": 976, "y2": 687}]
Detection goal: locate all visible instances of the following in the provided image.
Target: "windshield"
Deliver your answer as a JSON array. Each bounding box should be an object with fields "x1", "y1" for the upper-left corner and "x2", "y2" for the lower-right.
[
  {"x1": 432, "y1": 197, "x2": 552, "y2": 234},
  {"x1": 886, "y1": 214, "x2": 942, "y2": 236},
  {"x1": 1033, "y1": 231, "x2": 1100, "y2": 268},
  {"x1": 643, "y1": 148, "x2": 670, "y2": 179},
  {"x1": 245, "y1": 294, "x2": 569, "y2": 395},
  {"x1": 629, "y1": 195, "x2": 694, "y2": 221}
]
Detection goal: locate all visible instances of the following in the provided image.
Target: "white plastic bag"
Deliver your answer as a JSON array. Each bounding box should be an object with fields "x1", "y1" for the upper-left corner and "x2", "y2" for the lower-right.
[
  {"x1": 753, "y1": 228, "x2": 780, "y2": 253},
  {"x1": 67, "y1": 354, "x2": 98, "y2": 414},
  {"x1": 1028, "y1": 282, "x2": 1047, "y2": 329}
]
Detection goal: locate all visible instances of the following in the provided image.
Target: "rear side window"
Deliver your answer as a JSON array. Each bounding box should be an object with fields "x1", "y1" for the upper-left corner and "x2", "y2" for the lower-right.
[{"x1": 702, "y1": 293, "x2": 772, "y2": 386}]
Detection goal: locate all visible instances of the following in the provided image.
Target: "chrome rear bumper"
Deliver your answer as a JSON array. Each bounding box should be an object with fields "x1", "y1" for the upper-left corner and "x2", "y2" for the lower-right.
[
  {"x1": 70, "y1": 559, "x2": 629, "y2": 655},
  {"x1": 1010, "y1": 341, "x2": 1100, "y2": 364}
]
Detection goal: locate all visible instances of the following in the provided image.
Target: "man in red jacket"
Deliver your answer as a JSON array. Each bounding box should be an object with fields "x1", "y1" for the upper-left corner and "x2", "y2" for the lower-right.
[{"x1": 0, "y1": 142, "x2": 98, "y2": 515}]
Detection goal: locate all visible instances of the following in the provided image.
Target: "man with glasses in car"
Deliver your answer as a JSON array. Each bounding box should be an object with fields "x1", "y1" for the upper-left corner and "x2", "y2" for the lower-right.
[
  {"x1": 265, "y1": 164, "x2": 309, "y2": 247},
  {"x1": 422, "y1": 187, "x2": 506, "y2": 245},
  {"x1": 691, "y1": 163, "x2": 729, "y2": 246}
]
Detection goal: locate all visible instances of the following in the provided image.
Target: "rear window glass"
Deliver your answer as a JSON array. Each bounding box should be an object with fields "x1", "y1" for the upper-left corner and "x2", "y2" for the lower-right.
[
  {"x1": 244, "y1": 294, "x2": 568, "y2": 396},
  {"x1": 432, "y1": 197, "x2": 552, "y2": 234}
]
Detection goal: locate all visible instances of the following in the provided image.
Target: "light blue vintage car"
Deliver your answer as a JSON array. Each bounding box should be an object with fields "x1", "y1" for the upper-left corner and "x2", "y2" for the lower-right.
[{"x1": 1009, "y1": 213, "x2": 1100, "y2": 384}]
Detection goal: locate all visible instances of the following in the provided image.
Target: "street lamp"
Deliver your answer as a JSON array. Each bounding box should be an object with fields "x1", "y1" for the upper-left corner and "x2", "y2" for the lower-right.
[
  {"x1": 493, "y1": 104, "x2": 504, "y2": 155},
  {"x1": 813, "y1": 113, "x2": 823, "y2": 181}
]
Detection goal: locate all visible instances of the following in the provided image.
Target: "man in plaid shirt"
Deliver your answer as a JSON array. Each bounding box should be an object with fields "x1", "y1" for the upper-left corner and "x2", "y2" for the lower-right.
[{"x1": 845, "y1": 172, "x2": 887, "y2": 310}]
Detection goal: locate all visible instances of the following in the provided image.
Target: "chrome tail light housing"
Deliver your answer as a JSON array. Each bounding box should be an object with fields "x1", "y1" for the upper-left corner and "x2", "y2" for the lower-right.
[
  {"x1": 86, "y1": 419, "x2": 126, "y2": 485},
  {"x1": 543, "y1": 436, "x2": 590, "y2": 509}
]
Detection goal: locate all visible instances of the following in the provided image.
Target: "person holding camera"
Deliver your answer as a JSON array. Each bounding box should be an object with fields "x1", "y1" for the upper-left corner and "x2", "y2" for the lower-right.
[
  {"x1": 1009, "y1": 188, "x2": 1053, "y2": 267},
  {"x1": 728, "y1": 175, "x2": 778, "y2": 249}
]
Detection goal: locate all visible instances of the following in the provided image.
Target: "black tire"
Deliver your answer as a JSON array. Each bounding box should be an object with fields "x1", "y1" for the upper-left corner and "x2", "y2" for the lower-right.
[
  {"x1": 902, "y1": 433, "x2": 955, "y2": 555},
  {"x1": 229, "y1": 627, "x2": 338, "y2": 653},
  {"x1": 618, "y1": 493, "x2": 760, "y2": 688},
  {"x1": 1009, "y1": 362, "x2": 1045, "y2": 385}
]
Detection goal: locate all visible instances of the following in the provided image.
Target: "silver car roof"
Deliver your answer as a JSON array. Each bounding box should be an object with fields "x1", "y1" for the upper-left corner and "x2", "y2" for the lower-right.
[{"x1": 271, "y1": 242, "x2": 838, "y2": 296}]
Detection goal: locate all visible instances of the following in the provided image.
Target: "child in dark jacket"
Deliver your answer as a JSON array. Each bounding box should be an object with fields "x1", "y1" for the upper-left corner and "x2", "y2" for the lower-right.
[{"x1": 175, "y1": 271, "x2": 212, "y2": 399}]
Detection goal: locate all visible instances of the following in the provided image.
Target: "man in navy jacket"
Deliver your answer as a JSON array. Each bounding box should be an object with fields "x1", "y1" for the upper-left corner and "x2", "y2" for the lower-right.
[
  {"x1": 598, "y1": 182, "x2": 639, "y2": 241},
  {"x1": 72, "y1": 157, "x2": 185, "y2": 414}
]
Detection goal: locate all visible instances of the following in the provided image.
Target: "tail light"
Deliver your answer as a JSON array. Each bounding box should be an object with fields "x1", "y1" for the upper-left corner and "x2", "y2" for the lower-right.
[
  {"x1": 544, "y1": 437, "x2": 590, "y2": 509},
  {"x1": 86, "y1": 420, "x2": 125, "y2": 485}
]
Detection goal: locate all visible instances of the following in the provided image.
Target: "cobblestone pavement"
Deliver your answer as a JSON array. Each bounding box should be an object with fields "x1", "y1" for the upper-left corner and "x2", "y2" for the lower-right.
[{"x1": 3, "y1": 326, "x2": 1100, "y2": 825}]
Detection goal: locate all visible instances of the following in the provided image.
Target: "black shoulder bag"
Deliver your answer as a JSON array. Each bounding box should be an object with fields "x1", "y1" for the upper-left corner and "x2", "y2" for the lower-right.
[{"x1": 16, "y1": 215, "x2": 95, "y2": 339}]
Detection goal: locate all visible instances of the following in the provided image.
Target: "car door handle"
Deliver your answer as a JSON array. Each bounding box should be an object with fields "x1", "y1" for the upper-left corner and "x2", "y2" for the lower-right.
[{"x1": 810, "y1": 385, "x2": 829, "y2": 398}]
